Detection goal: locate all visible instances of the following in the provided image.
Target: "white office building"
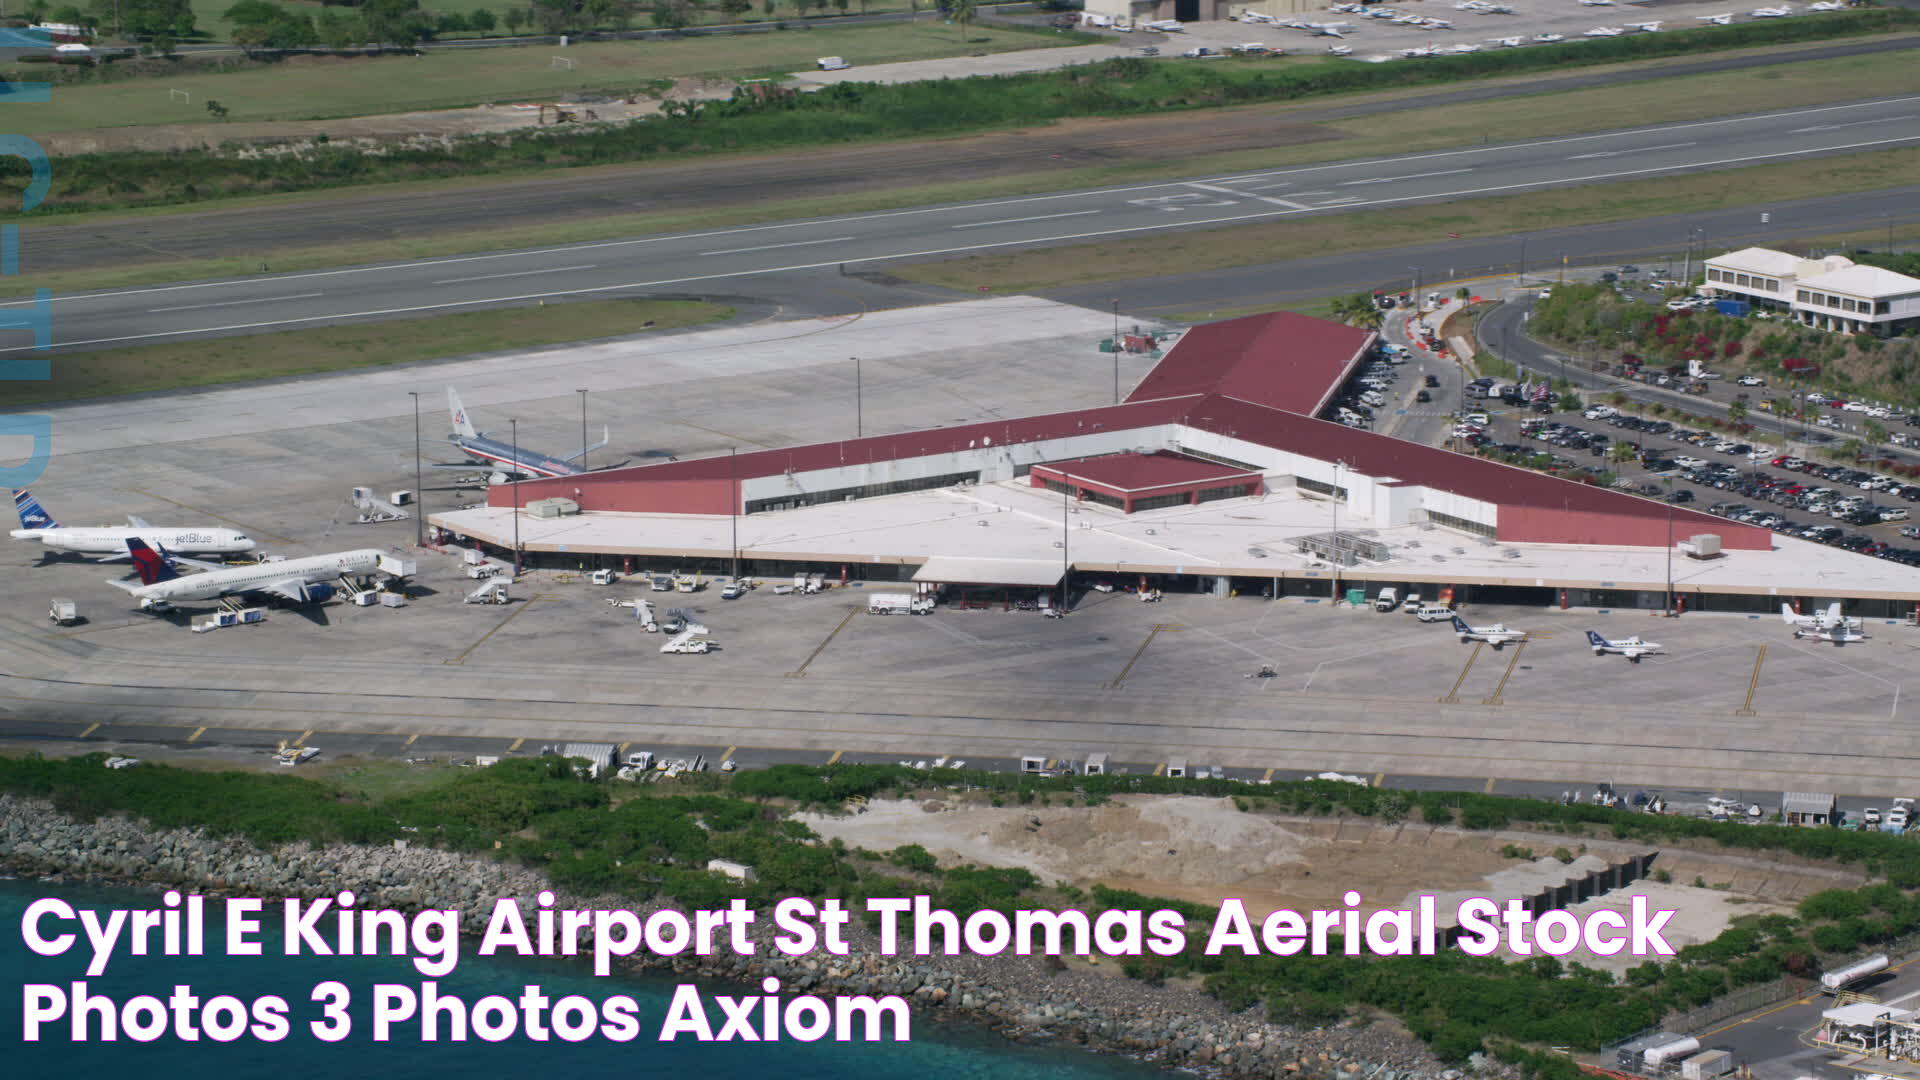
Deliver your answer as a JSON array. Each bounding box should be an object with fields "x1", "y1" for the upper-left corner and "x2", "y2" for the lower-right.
[{"x1": 1703, "y1": 247, "x2": 1920, "y2": 337}]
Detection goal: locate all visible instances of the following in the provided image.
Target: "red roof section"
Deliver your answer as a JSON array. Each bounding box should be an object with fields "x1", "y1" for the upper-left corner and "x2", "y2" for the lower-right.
[
  {"x1": 1033, "y1": 451, "x2": 1255, "y2": 493},
  {"x1": 1127, "y1": 311, "x2": 1377, "y2": 415}
]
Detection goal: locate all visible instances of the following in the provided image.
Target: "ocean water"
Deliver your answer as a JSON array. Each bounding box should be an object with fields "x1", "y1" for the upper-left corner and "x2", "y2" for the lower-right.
[{"x1": 0, "y1": 879, "x2": 1167, "y2": 1079}]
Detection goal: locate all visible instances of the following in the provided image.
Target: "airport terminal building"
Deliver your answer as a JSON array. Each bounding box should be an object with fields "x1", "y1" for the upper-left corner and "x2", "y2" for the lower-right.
[{"x1": 431, "y1": 310, "x2": 1920, "y2": 616}]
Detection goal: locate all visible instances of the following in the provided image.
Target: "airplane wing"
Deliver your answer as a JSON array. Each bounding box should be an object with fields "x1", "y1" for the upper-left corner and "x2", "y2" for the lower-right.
[
  {"x1": 104, "y1": 578, "x2": 143, "y2": 594},
  {"x1": 168, "y1": 553, "x2": 230, "y2": 573},
  {"x1": 126, "y1": 515, "x2": 152, "y2": 529},
  {"x1": 258, "y1": 578, "x2": 316, "y2": 602}
]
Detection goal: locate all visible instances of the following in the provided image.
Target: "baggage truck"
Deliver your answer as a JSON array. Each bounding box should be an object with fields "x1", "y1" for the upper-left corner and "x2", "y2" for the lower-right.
[{"x1": 868, "y1": 592, "x2": 933, "y2": 615}]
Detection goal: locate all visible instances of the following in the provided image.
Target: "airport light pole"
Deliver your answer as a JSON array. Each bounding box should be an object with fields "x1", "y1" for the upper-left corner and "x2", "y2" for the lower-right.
[
  {"x1": 730, "y1": 446, "x2": 740, "y2": 581},
  {"x1": 1663, "y1": 473, "x2": 1674, "y2": 617},
  {"x1": 1517, "y1": 235, "x2": 1527, "y2": 285},
  {"x1": 408, "y1": 391, "x2": 424, "y2": 548},
  {"x1": 577, "y1": 389, "x2": 588, "y2": 473},
  {"x1": 1061, "y1": 485, "x2": 1070, "y2": 613},
  {"x1": 511, "y1": 417, "x2": 521, "y2": 577},
  {"x1": 1112, "y1": 299, "x2": 1121, "y2": 405},
  {"x1": 1331, "y1": 459, "x2": 1344, "y2": 605},
  {"x1": 854, "y1": 356, "x2": 862, "y2": 438}
]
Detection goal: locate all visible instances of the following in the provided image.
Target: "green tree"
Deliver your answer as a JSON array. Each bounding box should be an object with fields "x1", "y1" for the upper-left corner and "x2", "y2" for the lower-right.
[
  {"x1": 717, "y1": 0, "x2": 749, "y2": 16},
  {"x1": 1608, "y1": 441, "x2": 1637, "y2": 466},
  {"x1": 503, "y1": 5, "x2": 528, "y2": 30},
  {"x1": 1726, "y1": 399, "x2": 1747, "y2": 424},
  {"x1": 1864, "y1": 418, "x2": 1889, "y2": 448},
  {"x1": 468, "y1": 6, "x2": 496, "y2": 29},
  {"x1": 946, "y1": 0, "x2": 974, "y2": 39}
]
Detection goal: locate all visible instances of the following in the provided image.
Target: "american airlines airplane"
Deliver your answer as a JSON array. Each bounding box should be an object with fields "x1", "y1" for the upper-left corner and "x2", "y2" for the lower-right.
[
  {"x1": 435, "y1": 388, "x2": 613, "y2": 483},
  {"x1": 10, "y1": 489, "x2": 256, "y2": 561},
  {"x1": 108, "y1": 538, "x2": 392, "y2": 612}
]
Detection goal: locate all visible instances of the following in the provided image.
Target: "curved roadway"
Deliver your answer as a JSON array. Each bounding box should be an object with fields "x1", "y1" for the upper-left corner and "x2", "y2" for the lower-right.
[{"x1": 9, "y1": 94, "x2": 1920, "y2": 353}]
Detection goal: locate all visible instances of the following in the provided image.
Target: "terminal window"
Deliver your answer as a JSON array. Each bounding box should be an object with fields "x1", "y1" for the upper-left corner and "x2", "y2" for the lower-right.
[
  {"x1": 1425, "y1": 509, "x2": 1496, "y2": 539},
  {"x1": 745, "y1": 470, "x2": 981, "y2": 515}
]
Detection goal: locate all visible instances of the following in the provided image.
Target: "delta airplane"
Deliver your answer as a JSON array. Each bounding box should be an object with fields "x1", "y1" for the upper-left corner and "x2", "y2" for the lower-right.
[
  {"x1": 1450, "y1": 616, "x2": 1527, "y2": 648},
  {"x1": 108, "y1": 538, "x2": 393, "y2": 612},
  {"x1": 10, "y1": 489, "x2": 256, "y2": 561},
  {"x1": 1781, "y1": 602, "x2": 1863, "y2": 633},
  {"x1": 1586, "y1": 630, "x2": 1662, "y2": 662},
  {"x1": 435, "y1": 389, "x2": 613, "y2": 483}
]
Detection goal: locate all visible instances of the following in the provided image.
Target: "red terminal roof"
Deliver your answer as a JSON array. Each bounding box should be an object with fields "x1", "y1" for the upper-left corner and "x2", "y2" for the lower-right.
[
  {"x1": 1126, "y1": 310, "x2": 1377, "y2": 416},
  {"x1": 492, "y1": 310, "x2": 1769, "y2": 551},
  {"x1": 1032, "y1": 451, "x2": 1258, "y2": 493}
]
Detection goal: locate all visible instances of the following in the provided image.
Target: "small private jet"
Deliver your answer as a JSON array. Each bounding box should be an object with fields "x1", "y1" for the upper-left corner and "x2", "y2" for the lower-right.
[
  {"x1": 1781, "y1": 602, "x2": 1863, "y2": 633},
  {"x1": 1794, "y1": 623, "x2": 1868, "y2": 645},
  {"x1": 1807, "y1": 1, "x2": 1845, "y2": 9},
  {"x1": 1586, "y1": 630, "x2": 1662, "y2": 662},
  {"x1": 1626, "y1": 20, "x2": 1662, "y2": 31},
  {"x1": 1695, "y1": 12, "x2": 1733, "y2": 23},
  {"x1": 1533, "y1": 31, "x2": 1566, "y2": 41},
  {"x1": 1750, "y1": 5, "x2": 1792, "y2": 16},
  {"x1": 1451, "y1": 616, "x2": 1527, "y2": 648},
  {"x1": 1488, "y1": 35, "x2": 1524, "y2": 46},
  {"x1": 1584, "y1": 25, "x2": 1625, "y2": 36},
  {"x1": 1328, "y1": 43, "x2": 1354, "y2": 54}
]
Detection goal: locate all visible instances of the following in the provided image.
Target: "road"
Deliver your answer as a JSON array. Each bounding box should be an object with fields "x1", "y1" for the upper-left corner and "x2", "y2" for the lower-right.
[{"x1": 9, "y1": 95, "x2": 1920, "y2": 354}]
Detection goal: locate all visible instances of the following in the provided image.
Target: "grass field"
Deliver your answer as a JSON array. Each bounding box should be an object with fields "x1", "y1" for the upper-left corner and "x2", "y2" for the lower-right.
[
  {"x1": 0, "y1": 297, "x2": 730, "y2": 407},
  {"x1": 15, "y1": 21, "x2": 1078, "y2": 130},
  {"x1": 893, "y1": 145, "x2": 1920, "y2": 293}
]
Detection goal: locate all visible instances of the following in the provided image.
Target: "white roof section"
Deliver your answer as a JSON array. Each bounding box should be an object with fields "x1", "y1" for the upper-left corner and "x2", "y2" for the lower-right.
[
  {"x1": 911, "y1": 556, "x2": 1065, "y2": 587},
  {"x1": 1824, "y1": 1002, "x2": 1907, "y2": 1026},
  {"x1": 1707, "y1": 247, "x2": 1808, "y2": 279},
  {"x1": 1783, "y1": 792, "x2": 1836, "y2": 814},
  {"x1": 1797, "y1": 263, "x2": 1920, "y2": 299},
  {"x1": 431, "y1": 476, "x2": 1920, "y2": 600}
]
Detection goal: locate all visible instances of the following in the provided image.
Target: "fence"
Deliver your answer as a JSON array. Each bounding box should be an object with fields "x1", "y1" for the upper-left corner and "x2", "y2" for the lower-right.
[{"x1": 1662, "y1": 975, "x2": 1815, "y2": 1036}]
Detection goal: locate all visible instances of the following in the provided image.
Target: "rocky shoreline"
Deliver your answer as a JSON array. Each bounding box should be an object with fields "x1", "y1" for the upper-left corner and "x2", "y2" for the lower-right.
[{"x1": 1, "y1": 795, "x2": 1477, "y2": 1080}]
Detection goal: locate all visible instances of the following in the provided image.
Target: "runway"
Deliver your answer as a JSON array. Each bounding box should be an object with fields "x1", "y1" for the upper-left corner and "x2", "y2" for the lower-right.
[{"x1": 9, "y1": 95, "x2": 1920, "y2": 353}]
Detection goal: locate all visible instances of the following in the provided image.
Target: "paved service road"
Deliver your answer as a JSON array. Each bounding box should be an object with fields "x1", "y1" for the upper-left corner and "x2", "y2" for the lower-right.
[{"x1": 8, "y1": 95, "x2": 1920, "y2": 354}]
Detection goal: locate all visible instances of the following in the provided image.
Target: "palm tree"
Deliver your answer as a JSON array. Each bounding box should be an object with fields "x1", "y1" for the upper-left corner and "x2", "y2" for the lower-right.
[
  {"x1": 947, "y1": 0, "x2": 975, "y2": 40},
  {"x1": 1726, "y1": 399, "x2": 1747, "y2": 425}
]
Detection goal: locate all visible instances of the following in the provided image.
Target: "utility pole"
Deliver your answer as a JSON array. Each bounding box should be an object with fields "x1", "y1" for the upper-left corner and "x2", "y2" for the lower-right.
[
  {"x1": 1112, "y1": 298, "x2": 1121, "y2": 405},
  {"x1": 1409, "y1": 266, "x2": 1420, "y2": 309},
  {"x1": 577, "y1": 389, "x2": 588, "y2": 472},
  {"x1": 408, "y1": 391, "x2": 424, "y2": 548},
  {"x1": 1663, "y1": 474, "x2": 1674, "y2": 617},
  {"x1": 1517, "y1": 235, "x2": 1527, "y2": 285},
  {"x1": 511, "y1": 418, "x2": 521, "y2": 577},
  {"x1": 854, "y1": 356, "x2": 862, "y2": 438}
]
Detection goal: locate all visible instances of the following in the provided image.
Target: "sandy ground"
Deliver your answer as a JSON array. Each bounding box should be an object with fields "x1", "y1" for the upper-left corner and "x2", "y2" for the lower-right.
[
  {"x1": 802, "y1": 796, "x2": 1785, "y2": 964},
  {"x1": 35, "y1": 76, "x2": 735, "y2": 155},
  {"x1": 803, "y1": 795, "x2": 1516, "y2": 918}
]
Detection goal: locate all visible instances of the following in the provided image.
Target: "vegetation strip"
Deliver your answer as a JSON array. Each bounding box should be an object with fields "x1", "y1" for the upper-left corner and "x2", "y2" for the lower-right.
[
  {"x1": 1, "y1": 10, "x2": 1912, "y2": 216},
  {"x1": 0, "y1": 297, "x2": 731, "y2": 408}
]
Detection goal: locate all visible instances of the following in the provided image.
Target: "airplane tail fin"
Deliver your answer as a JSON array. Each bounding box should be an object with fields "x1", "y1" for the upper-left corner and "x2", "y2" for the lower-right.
[
  {"x1": 1826, "y1": 601, "x2": 1843, "y2": 625},
  {"x1": 448, "y1": 388, "x2": 479, "y2": 439},
  {"x1": 1586, "y1": 631, "x2": 1606, "y2": 647},
  {"x1": 1781, "y1": 603, "x2": 1796, "y2": 624},
  {"x1": 127, "y1": 538, "x2": 180, "y2": 585},
  {"x1": 1451, "y1": 617, "x2": 1470, "y2": 633},
  {"x1": 563, "y1": 426, "x2": 611, "y2": 466},
  {"x1": 12, "y1": 488, "x2": 56, "y2": 530}
]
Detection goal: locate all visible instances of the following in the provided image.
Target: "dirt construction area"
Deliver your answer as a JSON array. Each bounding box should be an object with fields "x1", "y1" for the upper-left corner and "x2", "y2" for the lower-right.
[{"x1": 798, "y1": 794, "x2": 1800, "y2": 969}]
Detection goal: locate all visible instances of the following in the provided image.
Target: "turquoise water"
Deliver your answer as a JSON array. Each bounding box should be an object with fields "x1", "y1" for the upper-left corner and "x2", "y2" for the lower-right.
[{"x1": 1, "y1": 879, "x2": 1166, "y2": 1078}]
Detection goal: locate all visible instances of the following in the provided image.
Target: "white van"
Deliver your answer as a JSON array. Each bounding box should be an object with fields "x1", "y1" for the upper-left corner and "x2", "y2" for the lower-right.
[
  {"x1": 1374, "y1": 587, "x2": 1399, "y2": 612},
  {"x1": 816, "y1": 56, "x2": 849, "y2": 70},
  {"x1": 1413, "y1": 604, "x2": 1455, "y2": 622}
]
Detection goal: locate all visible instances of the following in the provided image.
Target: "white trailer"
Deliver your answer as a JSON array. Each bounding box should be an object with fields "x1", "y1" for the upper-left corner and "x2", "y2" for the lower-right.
[
  {"x1": 48, "y1": 597, "x2": 77, "y2": 625},
  {"x1": 806, "y1": 573, "x2": 825, "y2": 594},
  {"x1": 1375, "y1": 586, "x2": 1400, "y2": 612},
  {"x1": 1820, "y1": 954, "x2": 1889, "y2": 993},
  {"x1": 868, "y1": 592, "x2": 933, "y2": 615}
]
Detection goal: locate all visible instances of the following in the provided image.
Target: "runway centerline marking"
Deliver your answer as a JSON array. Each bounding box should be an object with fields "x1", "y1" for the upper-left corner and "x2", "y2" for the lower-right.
[
  {"x1": 702, "y1": 236, "x2": 854, "y2": 256},
  {"x1": 147, "y1": 292, "x2": 323, "y2": 313},
  {"x1": 1185, "y1": 180, "x2": 1310, "y2": 210},
  {"x1": 1341, "y1": 168, "x2": 1475, "y2": 186},
  {"x1": 432, "y1": 264, "x2": 596, "y2": 285},
  {"x1": 1565, "y1": 141, "x2": 1698, "y2": 160},
  {"x1": 951, "y1": 210, "x2": 1101, "y2": 230}
]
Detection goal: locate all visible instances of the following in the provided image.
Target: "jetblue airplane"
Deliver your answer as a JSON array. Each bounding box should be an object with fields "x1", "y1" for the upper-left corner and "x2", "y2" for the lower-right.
[
  {"x1": 10, "y1": 489, "x2": 256, "y2": 561},
  {"x1": 434, "y1": 388, "x2": 613, "y2": 483}
]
